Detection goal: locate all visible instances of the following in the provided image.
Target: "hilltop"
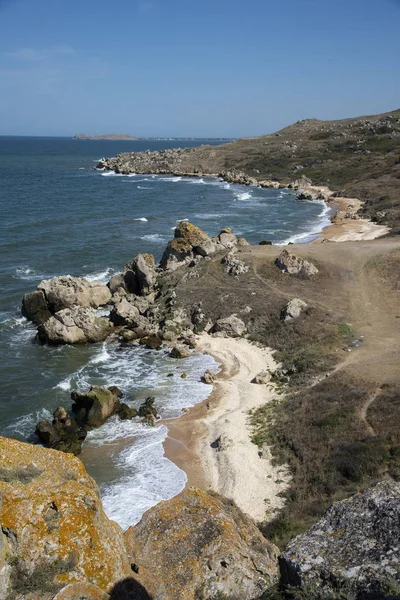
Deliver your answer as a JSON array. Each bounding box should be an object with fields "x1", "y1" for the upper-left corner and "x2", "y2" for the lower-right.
[{"x1": 99, "y1": 108, "x2": 400, "y2": 234}]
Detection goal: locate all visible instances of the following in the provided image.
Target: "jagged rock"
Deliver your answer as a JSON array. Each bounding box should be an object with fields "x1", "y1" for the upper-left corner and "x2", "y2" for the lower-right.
[
  {"x1": 276, "y1": 249, "x2": 318, "y2": 276},
  {"x1": 0, "y1": 437, "x2": 131, "y2": 599},
  {"x1": 237, "y1": 237, "x2": 251, "y2": 247},
  {"x1": 140, "y1": 333, "x2": 163, "y2": 350},
  {"x1": 125, "y1": 294, "x2": 151, "y2": 315},
  {"x1": 201, "y1": 371, "x2": 215, "y2": 386},
  {"x1": 281, "y1": 298, "x2": 308, "y2": 321},
  {"x1": 108, "y1": 273, "x2": 125, "y2": 294},
  {"x1": 37, "y1": 307, "x2": 112, "y2": 344},
  {"x1": 124, "y1": 488, "x2": 279, "y2": 600},
  {"x1": 280, "y1": 481, "x2": 400, "y2": 598},
  {"x1": 71, "y1": 386, "x2": 121, "y2": 429},
  {"x1": 120, "y1": 329, "x2": 138, "y2": 342},
  {"x1": 160, "y1": 222, "x2": 215, "y2": 270},
  {"x1": 116, "y1": 403, "x2": 137, "y2": 420},
  {"x1": 109, "y1": 297, "x2": 140, "y2": 327},
  {"x1": 130, "y1": 315, "x2": 156, "y2": 338},
  {"x1": 53, "y1": 583, "x2": 110, "y2": 600},
  {"x1": 124, "y1": 254, "x2": 156, "y2": 296},
  {"x1": 251, "y1": 371, "x2": 271, "y2": 384},
  {"x1": 221, "y1": 252, "x2": 249, "y2": 276},
  {"x1": 259, "y1": 240, "x2": 273, "y2": 245},
  {"x1": 22, "y1": 276, "x2": 111, "y2": 323},
  {"x1": 212, "y1": 228, "x2": 238, "y2": 251},
  {"x1": 170, "y1": 345, "x2": 191, "y2": 359},
  {"x1": 35, "y1": 407, "x2": 87, "y2": 456},
  {"x1": 211, "y1": 315, "x2": 247, "y2": 337},
  {"x1": 296, "y1": 190, "x2": 314, "y2": 200},
  {"x1": 138, "y1": 397, "x2": 158, "y2": 425}
]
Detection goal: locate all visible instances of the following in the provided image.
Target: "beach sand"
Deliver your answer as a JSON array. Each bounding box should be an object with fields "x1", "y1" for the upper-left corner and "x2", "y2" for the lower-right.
[{"x1": 164, "y1": 334, "x2": 289, "y2": 523}]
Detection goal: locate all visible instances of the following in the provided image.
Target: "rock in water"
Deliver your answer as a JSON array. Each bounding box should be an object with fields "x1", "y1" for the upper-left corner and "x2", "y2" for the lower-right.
[
  {"x1": 35, "y1": 406, "x2": 87, "y2": 455},
  {"x1": 275, "y1": 249, "x2": 318, "y2": 276},
  {"x1": 124, "y1": 488, "x2": 279, "y2": 600},
  {"x1": 160, "y1": 221, "x2": 215, "y2": 270},
  {"x1": 211, "y1": 314, "x2": 247, "y2": 337},
  {"x1": 281, "y1": 298, "x2": 308, "y2": 321},
  {"x1": 0, "y1": 437, "x2": 131, "y2": 599},
  {"x1": 170, "y1": 344, "x2": 191, "y2": 358},
  {"x1": 109, "y1": 297, "x2": 140, "y2": 326},
  {"x1": 280, "y1": 481, "x2": 400, "y2": 598},
  {"x1": 138, "y1": 397, "x2": 158, "y2": 425},
  {"x1": 37, "y1": 307, "x2": 112, "y2": 344},
  {"x1": 71, "y1": 386, "x2": 121, "y2": 429},
  {"x1": 124, "y1": 253, "x2": 157, "y2": 296}
]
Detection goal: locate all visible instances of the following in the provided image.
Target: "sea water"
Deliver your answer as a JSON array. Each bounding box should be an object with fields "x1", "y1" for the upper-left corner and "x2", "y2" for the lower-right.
[{"x1": 0, "y1": 137, "x2": 330, "y2": 528}]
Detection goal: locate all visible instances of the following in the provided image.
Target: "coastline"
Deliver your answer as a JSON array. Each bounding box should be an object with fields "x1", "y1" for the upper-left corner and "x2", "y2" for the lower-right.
[{"x1": 163, "y1": 333, "x2": 289, "y2": 523}]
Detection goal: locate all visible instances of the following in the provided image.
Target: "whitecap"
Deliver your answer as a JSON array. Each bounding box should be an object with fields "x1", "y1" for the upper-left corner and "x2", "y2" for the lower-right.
[
  {"x1": 133, "y1": 217, "x2": 148, "y2": 222},
  {"x1": 234, "y1": 191, "x2": 252, "y2": 201},
  {"x1": 83, "y1": 267, "x2": 114, "y2": 284},
  {"x1": 137, "y1": 186, "x2": 151, "y2": 190},
  {"x1": 5, "y1": 408, "x2": 52, "y2": 439},
  {"x1": 140, "y1": 234, "x2": 167, "y2": 243}
]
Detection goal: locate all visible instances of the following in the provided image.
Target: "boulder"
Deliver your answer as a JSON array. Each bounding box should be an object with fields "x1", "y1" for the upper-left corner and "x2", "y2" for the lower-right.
[
  {"x1": 280, "y1": 481, "x2": 400, "y2": 598},
  {"x1": 221, "y1": 252, "x2": 249, "y2": 276},
  {"x1": 237, "y1": 237, "x2": 251, "y2": 247},
  {"x1": 0, "y1": 437, "x2": 131, "y2": 599},
  {"x1": 109, "y1": 297, "x2": 140, "y2": 327},
  {"x1": 108, "y1": 273, "x2": 125, "y2": 294},
  {"x1": 281, "y1": 298, "x2": 308, "y2": 321},
  {"x1": 71, "y1": 386, "x2": 121, "y2": 429},
  {"x1": 201, "y1": 370, "x2": 215, "y2": 384},
  {"x1": 276, "y1": 249, "x2": 318, "y2": 276},
  {"x1": 53, "y1": 583, "x2": 110, "y2": 600},
  {"x1": 211, "y1": 315, "x2": 247, "y2": 338},
  {"x1": 35, "y1": 407, "x2": 87, "y2": 456},
  {"x1": 170, "y1": 345, "x2": 191, "y2": 359},
  {"x1": 124, "y1": 254, "x2": 156, "y2": 296},
  {"x1": 25, "y1": 276, "x2": 112, "y2": 317},
  {"x1": 37, "y1": 307, "x2": 112, "y2": 344},
  {"x1": 124, "y1": 488, "x2": 279, "y2": 600},
  {"x1": 21, "y1": 290, "x2": 52, "y2": 325},
  {"x1": 251, "y1": 371, "x2": 271, "y2": 385},
  {"x1": 160, "y1": 222, "x2": 215, "y2": 270},
  {"x1": 130, "y1": 315, "x2": 156, "y2": 338},
  {"x1": 116, "y1": 403, "x2": 137, "y2": 420},
  {"x1": 140, "y1": 334, "x2": 163, "y2": 350},
  {"x1": 138, "y1": 397, "x2": 158, "y2": 425},
  {"x1": 212, "y1": 228, "x2": 238, "y2": 251}
]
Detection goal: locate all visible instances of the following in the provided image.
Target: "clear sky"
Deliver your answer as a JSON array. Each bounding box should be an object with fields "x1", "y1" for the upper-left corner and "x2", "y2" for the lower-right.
[{"x1": 0, "y1": 0, "x2": 399, "y2": 137}]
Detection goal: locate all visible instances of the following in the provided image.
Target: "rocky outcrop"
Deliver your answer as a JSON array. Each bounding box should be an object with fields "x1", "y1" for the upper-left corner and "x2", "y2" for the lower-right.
[
  {"x1": 201, "y1": 370, "x2": 215, "y2": 384},
  {"x1": 71, "y1": 386, "x2": 130, "y2": 429},
  {"x1": 212, "y1": 227, "x2": 238, "y2": 251},
  {"x1": 221, "y1": 251, "x2": 249, "y2": 276},
  {"x1": 211, "y1": 314, "x2": 247, "y2": 337},
  {"x1": 124, "y1": 253, "x2": 157, "y2": 296},
  {"x1": 109, "y1": 297, "x2": 140, "y2": 327},
  {"x1": 276, "y1": 249, "x2": 318, "y2": 276},
  {"x1": 281, "y1": 298, "x2": 308, "y2": 321},
  {"x1": 160, "y1": 221, "x2": 216, "y2": 270},
  {"x1": 138, "y1": 397, "x2": 158, "y2": 425},
  {"x1": 35, "y1": 406, "x2": 87, "y2": 455},
  {"x1": 37, "y1": 307, "x2": 112, "y2": 344},
  {"x1": 0, "y1": 437, "x2": 131, "y2": 600},
  {"x1": 52, "y1": 582, "x2": 110, "y2": 599},
  {"x1": 22, "y1": 276, "x2": 111, "y2": 324},
  {"x1": 124, "y1": 488, "x2": 279, "y2": 600},
  {"x1": 170, "y1": 345, "x2": 191, "y2": 359},
  {"x1": 280, "y1": 481, "x2": 400, "y2": 599}
]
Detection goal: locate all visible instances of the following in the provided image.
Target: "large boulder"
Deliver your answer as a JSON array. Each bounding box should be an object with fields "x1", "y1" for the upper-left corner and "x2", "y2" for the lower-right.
[
  {"x1": 124, "y1": 488, "x2": 279, "y2": 600},
  {"x1": 280, "y1": 481, "x2": 400, "y2": 598},
  {"x1": 71, "y1": 386, "x2": 121, "y2": 429},
  {"x1": 35, "y1": 406, "x2": 87, "y2": 455},
  {"x1": 0, "y1": 437, "x2": 131, "y2": 600},
  {"x1": 281, "y1": 298, "x2": 308, "y2": 321},
  {"x1": 276, "y1": 249, "x2": 318, "y2": 276},
  {"x1": 221, "y1": 252, "x2": 249, "y2": 276},
  {"x1": 211, "y1": 314, "x2": 247, "y2": 337},
  {"x1": 37, "y1": 307, "x2": 113, "y2": 344},
  {"x1": 52, "y1": 583, "x2": 110, "y2": 600},
  {"x1": 22, "y1": 276, "x2": 111, "y2": 325},
  {"x1": 160, "y1": 221, "x2": 215, "y2": 270},
  {"x1": 212, "y1": 227, "x2": 238, "y2": 251},
  {"x1": 109, "y1": 297, "x2": 140, "y2": 327},
  {"x1": 124, "y1": 254, "x2": 157, "y2": 296}
]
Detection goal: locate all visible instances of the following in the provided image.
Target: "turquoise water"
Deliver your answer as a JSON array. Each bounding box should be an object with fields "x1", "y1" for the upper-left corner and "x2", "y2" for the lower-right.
[{"x1": 0, "y1": 136, "x2": 329, "y2": 528}]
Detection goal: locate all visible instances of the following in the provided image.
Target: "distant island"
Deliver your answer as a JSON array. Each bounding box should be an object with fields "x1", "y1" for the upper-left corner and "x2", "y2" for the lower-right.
[{"x1": 73, "y1": 133, "x2": 137, "y2": 140}]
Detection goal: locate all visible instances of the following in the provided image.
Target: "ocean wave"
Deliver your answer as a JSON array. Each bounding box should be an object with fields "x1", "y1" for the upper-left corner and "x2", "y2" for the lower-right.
[
  {"x1": 5, "y1": 408, "x2": 52, "y2": 439},
  {"x1": 280, "y1": 201, "x2": 332, "y2": 244},
  {"x1": 134, "y1": 217, "x2": 148, "y2": 222},
  {"x1": 13, "y1": 266, "x2": 43, "y2": 281},
  {"x1": 234, "y1": 191, "x2": 252, "y2": 201},
  {"x1": 140, "y1": 234, "x2": 167, "y2": 244},
  {"x1": 137, "y1": 185, "x2": 151, "y2": 190},
  {"x1": 83, "y1": 267, "x2": 114, "y2": 283}
]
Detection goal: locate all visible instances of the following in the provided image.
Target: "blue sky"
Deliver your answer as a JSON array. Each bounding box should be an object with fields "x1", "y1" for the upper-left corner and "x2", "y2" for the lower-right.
[{"x1": 0, "y1": 0, "x2": 399, "y2": 137}]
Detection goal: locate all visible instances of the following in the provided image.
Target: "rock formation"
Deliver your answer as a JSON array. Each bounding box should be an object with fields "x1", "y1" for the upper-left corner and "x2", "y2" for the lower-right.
[
  {"x1": 124, "y1": 488, "x2": 279, "y2": 600},
  {"x1": 281, "y1": 298, "x2": 308, "y2": 321},
  {"x1": 211, "y1": 314, "x2": 247, "y2": 337},
  {"x1": 275, "y1": 249, "x2": 318, "y2": 276},
  {"x1": 37, "y1": 307, "x2": 112, "y2": 344},
  {"x1": 160, "y1": 221, "x2": 216, "y2": 270},
  {"x1": 123, "y1": 253, "x2": 157, "y2": 296}
]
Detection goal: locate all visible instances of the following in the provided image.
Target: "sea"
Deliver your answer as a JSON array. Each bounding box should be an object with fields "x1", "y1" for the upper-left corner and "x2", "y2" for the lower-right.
[{"x1": 0, "y1": 136, "x2": 331, "y2": 529}]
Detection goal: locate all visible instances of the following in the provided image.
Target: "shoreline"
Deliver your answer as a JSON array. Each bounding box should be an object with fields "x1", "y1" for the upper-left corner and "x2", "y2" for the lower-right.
[{"x1": 163, "y1": 333, "x2": 289, "y2": 523}]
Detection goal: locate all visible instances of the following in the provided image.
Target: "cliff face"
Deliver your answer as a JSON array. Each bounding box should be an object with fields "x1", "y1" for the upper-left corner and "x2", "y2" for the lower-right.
[{"x1": 0, "y1": 437, "x2": 131, "y2": 599}]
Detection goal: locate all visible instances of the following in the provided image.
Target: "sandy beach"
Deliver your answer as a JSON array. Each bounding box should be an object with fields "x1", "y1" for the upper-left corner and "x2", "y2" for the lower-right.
[{"x1": 164, "y1": 334, "x2": 289, "y2": 523}]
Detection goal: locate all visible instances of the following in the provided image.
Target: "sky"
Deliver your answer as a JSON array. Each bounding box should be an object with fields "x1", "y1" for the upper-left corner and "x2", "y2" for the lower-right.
[{"x1": 0, "y1": 0, "x2": 399, "y2": 137}]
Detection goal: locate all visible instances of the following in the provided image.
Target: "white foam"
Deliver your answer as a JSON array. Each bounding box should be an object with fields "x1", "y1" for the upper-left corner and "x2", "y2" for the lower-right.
[
  {"x1": 137, "y1": 185, "x2": 151, "y2": 189},
  {"x1": 134, "y1": 217, "x2": 148, "y2": 222},
  {"x1": 281, "y1": 200, "x2": 332, "y2": 244},
  {"x1": 6, "y1": 408, "x2": 52, "y2": 439},
  {"x1": 54, "y1": 376, "x2": 72, "y2": 391},
  {"x1": 101, "y1": 171, "x2": 120, "y2": 177},
  {"x1": 140, "y1": 234, "x2": 167, "y2": 243},
  {"x1": 89, "y1": 343, "x2": 111, "y2": 365},
  {"x1": 83, "y1": 267, "x2": 114, "y2": 283},
  {"x1": 13, "y1": 266, "x2": 43, "y2": 281},
  {"x1": 234, "y1": 191, "x2": 252, "y2": 201}
]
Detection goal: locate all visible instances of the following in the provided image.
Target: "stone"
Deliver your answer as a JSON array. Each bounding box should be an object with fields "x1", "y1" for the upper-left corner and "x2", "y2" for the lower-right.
[
  {"x1": 237, "y1": 237, "x2": 251, "y2": 247},
  {"x1": 53, "y1": 582, "x2": 110, "y2": 600},
  {"x1": 35, "y1": 407, "x2": 87, "y2": 456},
  {"x1": 221, "y1": 252, "x2": 249, "y2": 276},
  {"x1": 0, "y1": 437, "x2": 131, "y2": 598},
  {"x1": 124, "y1": 488, "x2": 279, "y2": 600},
  {"x1": 71, "y1": 386, "x2": 121, "y2": 429},
  {"x1": 259, "y1": 240, "x2": 273, "y2": 245},
  {"x1": 130, "y1": 315, "x2": 155, "y2": 338},
  {"x1": 160, "y1": 222, "x2": 215, "y2": 270},
  {"x1": 211, "y1": 315, "x2": 247, "y2": 338},
  {"x1": 201, "y1": 370, "x2": 215, "y2": 384},
  {"x1": 109, "y1": 297, "x2": 140, "y2": 327},
  {"x1": 281, "y1": 298, "x2": 308, "y2": 321},
  {"x1": 170, "y1": 345, "x2": 191, "y2": 359},
  {"x1": 276, "y1": 249, "x2": 318, "y2": 276},
  {"x1": 212, "y1": 229, "x2": 238, "y2": 251},
  {"x1": 296, "y1": 190, "x2": 314, "y2": 200},
  {"x1": 138, "y1": 397, "x2": 158, "y2": 424},
  {"x1": 116, "y1": 403, "x2": 137, "y2": 420},
  {"x1": 140, "y1": 333, "x2": 163, "y2": 350},
  {"x1": 280, "y1": 481, "x2": 400, "y2": 598},
  {"x1": 108, "y1": 273, "x2": 125, "y2": 294},
  {"x1": 21, "y1": 290, "x2": 52, "y2": 325},
  {"x1": 37, "y1": 307, "x2": 113, "y2": 344},
  {"x1": 251, "y1": 371, "x2": 271, "y2": 385},
  {"x1": 120, "y1": 329, "x2": 138, "y2": 342},
  {"x1": 124, "y1": 254, "x2": 156, "y2": 296}
]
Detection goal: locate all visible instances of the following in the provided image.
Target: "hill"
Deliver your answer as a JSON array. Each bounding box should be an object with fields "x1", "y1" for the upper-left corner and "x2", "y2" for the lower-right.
[{"x1": 73, "y1": 133, "x2": 137, "y2": 140}]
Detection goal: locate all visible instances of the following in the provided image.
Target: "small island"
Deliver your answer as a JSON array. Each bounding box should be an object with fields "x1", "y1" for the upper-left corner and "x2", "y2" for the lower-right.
[{"x1": 73, "y1": 133, "x2": 137, "y2": 140}]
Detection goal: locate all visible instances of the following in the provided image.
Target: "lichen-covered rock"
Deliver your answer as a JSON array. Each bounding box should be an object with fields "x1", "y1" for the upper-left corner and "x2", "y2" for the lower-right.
[
  {"x1": 124, "y1": 488, "x2": 279, "y2": 600},
  {"x1": 52, "y1": 582, "x2": 110, "y2": 600},
  {"x1": 109, "y1": 297, "x2": 140, "y2": 327},
  {"x1": 281, "y1": 298, "x2": 308, "y2": 321},
  {"x1": 0, "y1": 437, "x2": 131, "y2": 599},
  {"x1": 170, "y1": 345, "x2": 191, "y2": 359},
  {"x1": 35, "y1": 407, "x2": 87, "y2": 455},
  {"x1": 37, "y1": 307, "x2": 112, "y2": 344},
  {"x1": 108, "y1": 273, "x2": 126, "y2": 295},
  {"x1": 124, "y1": 254, "x2": 156, "y2": 296},
  {"x1": 71, "y1": 386, "x2": 121, "y2": 429},
  {"x1": 160, "y1": 221, "x2": 215, "y2": 270},
  {"x1": 221, "y1": 252, "x2": 249, "y2": 276},
  {"x1": 212, "y1": 228, "x2": 238, "y2": 251},
  {"x1": 280, "y1": 481, "x2": 400, "y2": 598},
  {"x1": 276, "y1": 249, "x2": 318, "y2": 276},
  {"x1": 211, "y1": 314, "x2": 247, "y2": 337}
]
